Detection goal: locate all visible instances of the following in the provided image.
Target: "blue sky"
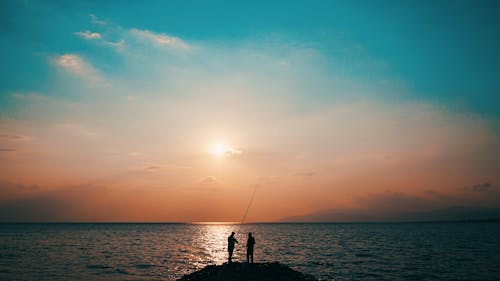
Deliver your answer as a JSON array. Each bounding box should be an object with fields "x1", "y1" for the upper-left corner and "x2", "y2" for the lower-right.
[
  {"x1": 1, "y1": 1, "x2": 500, "y2": 221},
  {"x1": 2, "y1": 0, "x2": 500, "y2": 119}
]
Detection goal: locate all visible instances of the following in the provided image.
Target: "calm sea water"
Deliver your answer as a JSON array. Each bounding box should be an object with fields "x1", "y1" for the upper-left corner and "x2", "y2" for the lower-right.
[{"x1": 0, "y1": 222, "x2": 499, "y2": 281}]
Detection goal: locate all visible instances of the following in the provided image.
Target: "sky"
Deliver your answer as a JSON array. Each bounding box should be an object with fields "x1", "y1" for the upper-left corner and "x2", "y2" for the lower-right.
[{"x1": 1, "y1": 0, "x2": 500, "y2": 222}]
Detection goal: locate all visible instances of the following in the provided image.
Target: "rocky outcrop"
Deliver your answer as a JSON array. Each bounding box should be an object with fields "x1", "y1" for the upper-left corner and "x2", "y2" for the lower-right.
[{"x1": 177, "y1": 262, "x2": 318, "y2": 281}]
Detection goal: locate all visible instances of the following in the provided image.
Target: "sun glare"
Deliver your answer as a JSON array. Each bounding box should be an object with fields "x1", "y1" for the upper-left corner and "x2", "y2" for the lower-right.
[
  {"x1": 209, "y1": 140, "x2": 242, "y2": 157},
  {"x1": 210, "y1": 143, "x2": 228, "y2": 156}
]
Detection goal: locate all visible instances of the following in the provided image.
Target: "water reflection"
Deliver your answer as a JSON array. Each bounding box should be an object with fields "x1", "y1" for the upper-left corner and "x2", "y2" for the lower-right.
[
  {"x1": 188, "y1": 224, "x2": 264, "y2": 266},
  {"x1": 1, "y1": 223, "x2": 499, "y2": 281},
  {"x1": 193, "y1": 224, "x2": 229, "y2": 265}
]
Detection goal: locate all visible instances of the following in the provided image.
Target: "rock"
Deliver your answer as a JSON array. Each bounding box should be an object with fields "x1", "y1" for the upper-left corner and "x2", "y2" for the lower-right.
[{"x1": 177, "y1": 262, "x2": 318, "y2": 281}]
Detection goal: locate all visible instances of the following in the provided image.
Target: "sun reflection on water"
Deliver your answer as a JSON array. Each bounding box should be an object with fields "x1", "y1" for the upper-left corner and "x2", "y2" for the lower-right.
[
  {"x1": 3, "y1": 223, "x2": 498, "y2": 281},
  {"x1": 191, "y1": 224, "x2": 239, "y2": 265}
]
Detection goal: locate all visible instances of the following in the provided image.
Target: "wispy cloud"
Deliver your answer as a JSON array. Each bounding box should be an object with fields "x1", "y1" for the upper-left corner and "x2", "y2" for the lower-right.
[
  {"x1": 222, "y1": 147, "x2": 243, "y2": 157},
  {"x1": 144, "y1": 165, "x2": 161, "y2": 172},
  {"x1": 104, "y1": 39, "x2": 125, "y2": 51},
  {"x1": 55, "y1": 54, "x2": 88, "y2": 75},
  {"x1": 76, "y1": 15, "x2": 189, "y2": 54},
  {"x1": 0, "y1": 181, "x2": 40, "y2": 201},
  {"x1": 293, "y1": 171, "x2": 317, "y2": 177},
  {"x1": 89, "y1": 14, "x2": 106, "y2": 25},
  {"x1": 2, "y1": 12, "x2": 499, "y2": 222},
  {"x1": 200, "y1": 176, "x2": 218, "y2": 184},
  {"x1": 74, "y1": 30, "x2": 101, "y2": 40},
  {"x1": 355, "y1": 191, "x2": 439, "y2": 212},
  {"x1": 130, "y1": 28, "x2": 189, "y2": 50},
  {"x1": 54, "y1": 54, "x2": 101, "y2": 82},
  {"x1": 138, "y1": 163, "x2": 191, "y2": 172},
  {"x1": 468, "y1": 182, "x2": 493, "y2": 192},
  {"x1": 282, "y1": 189, "x2": 500, "y2": 222},
  {"x1": 0, "y1": 132, "x2": 28, "y2": 153},
  {"x1": 0, "y1": 184, "x2": 107, "y2": 221},
  {"x1": 163, "y1": 164, "x2": 192, "y2": 170},
  {"x1": 0, "y1": 134, "x2": 28, "y2": 140}
]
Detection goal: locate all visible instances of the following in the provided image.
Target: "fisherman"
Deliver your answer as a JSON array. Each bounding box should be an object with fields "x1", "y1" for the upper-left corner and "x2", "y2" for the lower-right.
[
  {"x1": 246, "y1": 232, "x2": 255, "y2": 263},
  {"x1": 227, "y1": 232, "x2": 238, "y2": 263}
]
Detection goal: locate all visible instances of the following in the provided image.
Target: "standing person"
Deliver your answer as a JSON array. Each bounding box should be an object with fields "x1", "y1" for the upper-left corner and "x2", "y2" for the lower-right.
[
  {"x1": 227, "y1": 232, "x2": 238, "y2": 263},
  {"x1": 246, "y1": 232, "x2": 255, "y2": 263}
]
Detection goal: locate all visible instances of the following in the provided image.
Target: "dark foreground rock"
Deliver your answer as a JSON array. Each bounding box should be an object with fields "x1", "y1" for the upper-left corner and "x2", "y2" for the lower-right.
[{"x1": 177, "y1": 262, "x2": 318, "y2": 281}]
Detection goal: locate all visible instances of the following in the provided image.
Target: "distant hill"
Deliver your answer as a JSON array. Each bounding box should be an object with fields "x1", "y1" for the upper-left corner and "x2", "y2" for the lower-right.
[{"x1": 281, "y1": 206, "x2": 500, "y2": 223}]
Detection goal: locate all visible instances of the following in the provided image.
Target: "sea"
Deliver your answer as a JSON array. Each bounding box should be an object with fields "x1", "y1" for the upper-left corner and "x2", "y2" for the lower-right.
[{"x1": 1, "y1": 222, "x2": 499, "y2": 281}]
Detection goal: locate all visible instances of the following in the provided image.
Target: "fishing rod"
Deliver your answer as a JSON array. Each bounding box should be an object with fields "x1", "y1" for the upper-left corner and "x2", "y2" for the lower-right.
[{"x1": 236, "y1": 185, "x2": 258, "y2": 235}]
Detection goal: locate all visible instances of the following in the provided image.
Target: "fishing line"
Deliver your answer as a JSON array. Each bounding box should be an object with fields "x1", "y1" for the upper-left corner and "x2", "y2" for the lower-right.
[{"x1": 236, "y1": 185, "x2": 258, "y2": 234}]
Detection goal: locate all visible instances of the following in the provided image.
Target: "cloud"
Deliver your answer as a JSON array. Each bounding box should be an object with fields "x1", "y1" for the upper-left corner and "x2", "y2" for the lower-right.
[
  {"x1": 0, "y1": 184, "x2": 106, "y2": 222},
  {"x1": 0, "y1": 181, "x2": 40, "y2": 201},
  {"x1": 282, "y1": 188, "x2": 500, "y2": 222},
  {"x1": 469, "y1": 182, "x2": 493, "y2": 192},
  {"x1": 2, "y1": 13, "x2": 500, "y2": 222},
  {"x1": 75, "y1": 16, "x2": 126, "y2": 51},
  {"x1": 75, "y1": 16, "x2": 187, "y2": 54},
  {"x1": 0, "y1": 181, "x2": 39, "y2": 192},
  {"x1": 257, "y1": 176, "x2": 281, "y2": 184},
  {"x1": 355, "y1": 191, "x2": 439, "y2": 212},
  {"x1": 89, "y1": 14, "x2": 106, "y2": 25},
  {"x1": 279, "y1": 60, "x2": 291, "y2": 67},
  {"x1": 163, "y1": 164, "x2": 192, "y2": 170},
  {"x1": 0, "y1": 134, "x2": 28, "y2": 140},
  {"x1": 223, "y1": 147, "x2": 243, "y2": 157},
  {"x1": 54, "y1": 54, "x2": 101, "y2": 82},
  {"x1": 74, "y1": 30, "x2": 101, "y2": 40},
  {"x1": 293, "y1": 171, "x2": 316, "y2": 177},
  {"x1": 0, "y1": 134, "x2": 29, "y2": 152},
  {"x1": 200, "y1": 176, "x2": 218, "y2": 184},
  {"x1": 55, "y1": 54, "x2": 88, "y2": 75},
  {"x1": 282, "y1": 205, "x2": 500, "y2": 222},
  {"x1": 139, "y1": 164, "x2": 191, "y2": 172},
  {"x1": 144, "y1": 165, "x2": 161, "y2": 172},
  {"x1": 130, "y1": 28, "x2": 189, "y2": 50},
  {"x1": 104, "y1": 39, "x2": 125, "y2": 51},
  {"x1": 0, "y1": 181, "x2": 221, "y2": 222}
]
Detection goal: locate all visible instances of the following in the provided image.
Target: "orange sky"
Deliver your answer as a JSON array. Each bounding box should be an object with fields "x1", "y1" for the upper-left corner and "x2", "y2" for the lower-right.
[
  {"x1": 2, "y1": 88, "x2": 499, "y2": 221},
  {"x1": 1, "y1": 6, "x2": 500, "y2": 222}
]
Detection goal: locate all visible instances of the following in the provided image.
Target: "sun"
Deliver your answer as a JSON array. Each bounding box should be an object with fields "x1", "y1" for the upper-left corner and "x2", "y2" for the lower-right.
[
  {"x1": 208, "y1": 141, "x2": 242, "y2": 157},
  {"x1": 210, "y1": 143, "x2": 228, "y2": 156}
]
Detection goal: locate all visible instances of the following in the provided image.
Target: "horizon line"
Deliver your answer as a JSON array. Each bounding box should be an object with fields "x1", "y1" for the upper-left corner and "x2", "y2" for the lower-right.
[{"x1": 1, "y1": 218, "x2": 499, "y2": 224}]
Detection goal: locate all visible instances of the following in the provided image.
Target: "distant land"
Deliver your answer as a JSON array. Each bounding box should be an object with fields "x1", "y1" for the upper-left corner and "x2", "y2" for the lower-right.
[{"x1": 281, "y1": 206, "x2": 500, "y2": 223}]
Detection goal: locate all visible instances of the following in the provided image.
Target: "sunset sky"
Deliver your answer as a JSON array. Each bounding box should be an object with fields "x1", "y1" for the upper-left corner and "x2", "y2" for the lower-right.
[{"x1": 1, "y1": 0, "x2": 500, "y2": 222}]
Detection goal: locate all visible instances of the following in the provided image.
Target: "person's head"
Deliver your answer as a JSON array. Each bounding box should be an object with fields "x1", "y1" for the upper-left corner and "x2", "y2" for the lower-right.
[
  {"x1": 231, "y1": 232, "x2": 235, "y2": 236},
  {"x1": 248, "y1": 232, "x2": 252, "y2": 237}
]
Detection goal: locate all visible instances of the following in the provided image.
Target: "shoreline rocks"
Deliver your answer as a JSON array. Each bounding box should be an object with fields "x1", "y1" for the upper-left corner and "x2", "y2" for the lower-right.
[{"x1": 177, "y1": 262, "x2": 318, "y2": 281}]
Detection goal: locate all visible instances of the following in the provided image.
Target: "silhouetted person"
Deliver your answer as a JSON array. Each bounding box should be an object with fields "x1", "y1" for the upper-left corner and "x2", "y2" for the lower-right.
[
  {"x1": 246, "y1": 232, "x2": 255, "y2": 263},
  {"x1": 227, "y1": 232, "x2": 238, "y2": 263}
]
